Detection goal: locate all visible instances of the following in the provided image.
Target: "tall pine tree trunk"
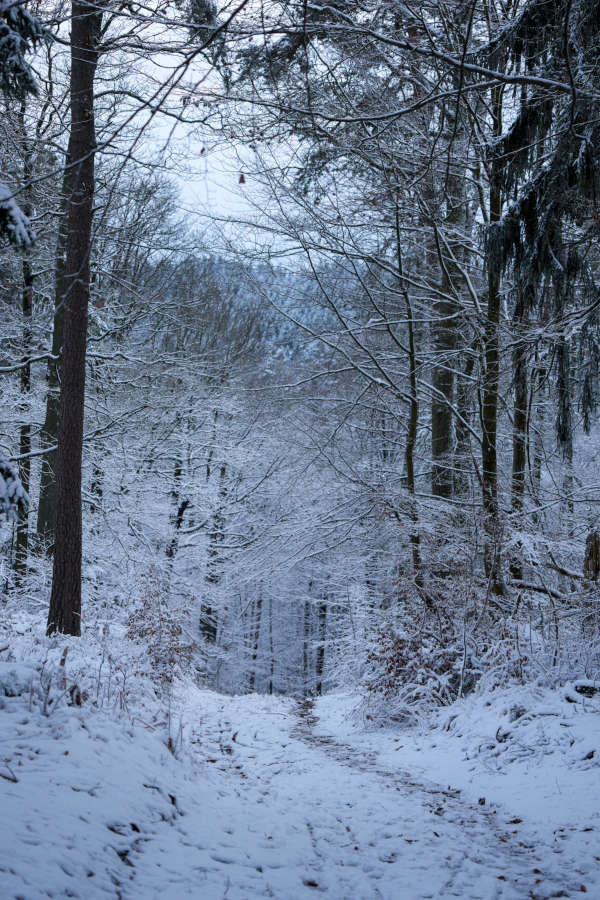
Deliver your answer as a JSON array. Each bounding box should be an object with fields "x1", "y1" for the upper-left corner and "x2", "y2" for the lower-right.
[{"x1": 47, "y1": 1, "x2": 101, "y2": 635}]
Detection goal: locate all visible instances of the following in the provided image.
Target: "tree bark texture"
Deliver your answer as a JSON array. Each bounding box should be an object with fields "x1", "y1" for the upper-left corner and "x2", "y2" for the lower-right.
[
  {"x1": 47, "y1": 1, "x2": 101, "y2": 635},
  {"x1": 37, "y1": 145, "x2": 71, "y2": 548},
  {"x1": 315, "y1": 596, "x2": 327, "y2": 696},
  {"x1": 454, "y1": 350, "x2": 475, "y2": 496},
  {"x1": 510, "y1": 296, "x2": 528, "y2": 579},
  {"x1": 430, "y1": 67, "x2": 468, "y2": 500},
  {"x1": 431, "y1": 296, "x2": 456, "y2": 499}
]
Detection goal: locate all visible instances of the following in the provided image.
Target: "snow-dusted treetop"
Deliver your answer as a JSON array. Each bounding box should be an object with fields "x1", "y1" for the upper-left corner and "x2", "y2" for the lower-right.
[
  {"x1": 0, "y1": 455, "x2": 28, "y2": 520},
  {"x1": 0, "y1": 180, "x2": 35, "y2": 247},
  {"x1": 0, "y1": 0, "x2": 43, "y2": 247},
  {"x1": 0, "y1": 0, "x2": 41, "y2": 97}
]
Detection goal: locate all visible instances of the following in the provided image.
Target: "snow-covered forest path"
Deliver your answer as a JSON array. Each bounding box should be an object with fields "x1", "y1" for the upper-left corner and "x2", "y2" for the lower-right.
[
  {"x1": 2, "y1": 684, "x2": 587, "y2": 900},
  {"x1": 289, "y1": 699, "x2": 574, "y2": 900},
  {"x1": 125, "y1": 691, "x2": 578, "y2": 900}
]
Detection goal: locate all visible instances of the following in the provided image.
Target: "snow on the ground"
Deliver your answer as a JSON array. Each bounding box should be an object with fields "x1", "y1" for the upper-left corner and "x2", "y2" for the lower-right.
[
  {"x1": 1, "y1": 628, "x2": 597, "y2": 899},
  {"x1": 316, "y1": 687, "x2": 600, "y2": 897}
]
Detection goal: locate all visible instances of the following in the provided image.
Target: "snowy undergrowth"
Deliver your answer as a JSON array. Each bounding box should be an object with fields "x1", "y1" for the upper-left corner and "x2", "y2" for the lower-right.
[
  {"x1": 0, "y1": 611, "x2": 194, "y2": 898},
  {"x1": 440, "y1": 679, "x2": 600, "y2": 770}
]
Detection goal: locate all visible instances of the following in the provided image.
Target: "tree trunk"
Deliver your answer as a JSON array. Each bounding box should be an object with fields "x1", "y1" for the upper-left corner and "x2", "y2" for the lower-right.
[
  {"x1": 166, "y1": 454, "x2": 189, "y2": 560},
  {"x1": 528, "y1": 358, "x2": 546, "y2": 517},
  {"x1": 510, "y1": 298, "x2": 528, "y2": 579},
  {"x1": 396, "y1": 209, "x2": 422, "y2": 580},
  {"x1": 454, "y1": 350, "x2": 475, "y2": 496},
  {"x1": 512, "y1": 332, "x2": 528, "y2": 510},
  {"x1": 584, "y1": 531, "x2": 600, "y2": 581},
  {"x1": 482, "y1": 84, "x2": 505, "y2": 596},
  {"x1": 267, "y1": 594, "x2": 274, "y2": 695},
  {"x1": 37, "y1": 143, "x2": 72, "y2": 549},
  {"x1": 430, "y1": 78, "x2": 467, "y2": 500},
  {"x1": 200, "y1": 462, "x2": 227, "y2": 643},
  {"x1": 315, "y1": 596, "x2": 327, "y2": 696},
  {"x1": 404, "y1": 289, "x2": 422, "y2": 575},
  {"x1": 47, "y1": 1, "x2": 101, "y2": 635},
  {"x1": 248, "y1": 591, "x2": 263, "y2": 692},
  {"x1": 15, "y1": 258, "x2": 33, "y2": 579},
  {"x1": 302, "y1": 581, "x2": 313, "y2": 692},
  {"x1": 431, "y1": 297, "x2": 455, "y2": 498},
  {"x1": 14, "y1": 102, "x2": 33, "y2": 580},
  {"x1": 556, "y1": 338, "x2": 574, "y2": 534}
]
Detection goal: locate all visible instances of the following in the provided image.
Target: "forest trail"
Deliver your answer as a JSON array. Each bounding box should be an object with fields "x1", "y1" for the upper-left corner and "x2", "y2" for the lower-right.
[
  {"x1": 2, "y1": 686, "x2": 586, "y2": 900},
  {"x1": 286, "y1": 698, "x2": 575, "y2": 900},
  {"x1": 129, "y1": 690, "x2": 580, "y2": 900}
]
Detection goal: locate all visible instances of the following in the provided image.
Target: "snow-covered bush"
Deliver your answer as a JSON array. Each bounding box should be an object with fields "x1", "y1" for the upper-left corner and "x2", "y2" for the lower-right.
[
  {"x1": 0, "y1": 181, "x2": 35, "y2": 247},
  {"x1": 359, "y1": 578, "x2": 542, "y2": 725},
  {"x1": 357, "y1": 564, "x2": 600, "y2": 727},
  {"x1": 363, "y1": 614, "x2": 467, "y2": 723},
  {"x1": 361, "y1": 582, "x2": 472, "y2": 723},
  {"x1": 0, "y1": 648, "x2": 90, "y2": 717},
  {"x1": 127, "y1": 569, "x2": 195, "y2": 689},
  {"x1": 0, "y1": 606, "x2": 176, "y2": 728}
]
